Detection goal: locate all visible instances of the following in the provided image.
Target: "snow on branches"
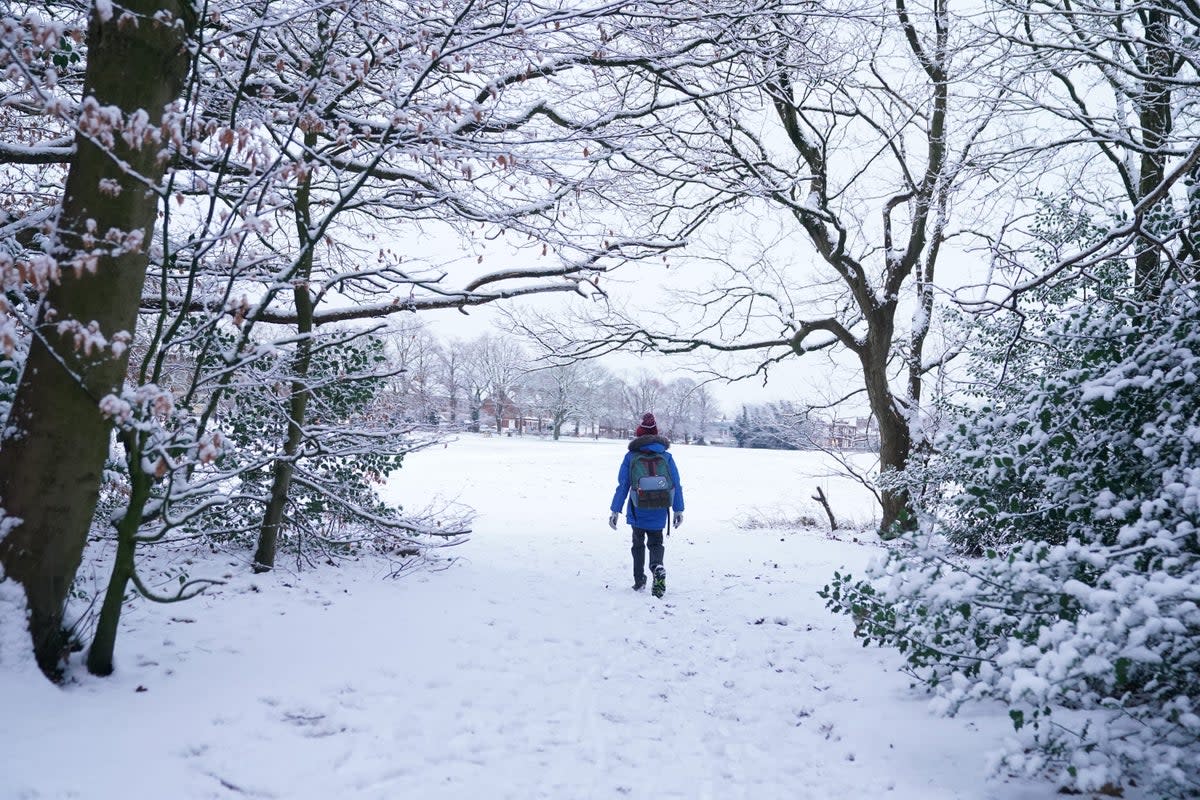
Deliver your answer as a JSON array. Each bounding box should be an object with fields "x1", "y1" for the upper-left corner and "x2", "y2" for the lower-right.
[{"x1": 825, "y1": 284, "x2": 1200, "y2": 797}]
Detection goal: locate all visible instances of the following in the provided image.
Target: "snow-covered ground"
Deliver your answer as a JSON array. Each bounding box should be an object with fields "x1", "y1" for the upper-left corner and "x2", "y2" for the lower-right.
[{"x1": 2, "y1": 435, "x2": 1055, "y2": 799}]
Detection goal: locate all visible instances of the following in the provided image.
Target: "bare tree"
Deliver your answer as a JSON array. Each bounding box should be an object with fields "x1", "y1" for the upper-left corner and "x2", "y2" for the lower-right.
[
  {"x1": 549, "y1": 0, "x2": 1022, "y2": 533},
  {"x1": 386, "y1": 320, "x2": 443, "y2": 426},
  {"x1": 621, "y1": 371, "x2": 665, "y2": 424},
  {"x1": 436, "y1": 339, "x2": 469, "y2": 425},
  {"x1": 467, "y1": 334, "x2": 529, "y2": 433},
  {"x1": 660, "y1": 377, "x2": 697, "y2": 441},
  {"x1": 526, "y1": 360, "x2": 611, "y2": 439},
  {"x1": 593, "y1": 372, "x2": 632, "y2": 437},
  {"x1": 690, "y1": 382, "x2": 717, "y2": 443},
  {"x1": 970, "y1": 0, "x2": 1200, "y2": 304},
  {"x1": 458, "y1": 337, "x2": 491, "y2": 432}
]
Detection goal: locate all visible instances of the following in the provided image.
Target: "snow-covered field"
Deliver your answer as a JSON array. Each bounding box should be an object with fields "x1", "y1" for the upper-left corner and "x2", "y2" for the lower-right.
[{"x1": 2, "y1": 436, "x2": 1056, "y2": 799}]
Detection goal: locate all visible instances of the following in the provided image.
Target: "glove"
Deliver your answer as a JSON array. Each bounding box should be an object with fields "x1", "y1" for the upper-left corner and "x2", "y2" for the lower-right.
[
  {"x1": 608, "y1": 512, "x2": 619, "y2": 530},
  {"x1": 673, "y1": 512, "x2": 683, "y2": 528}
]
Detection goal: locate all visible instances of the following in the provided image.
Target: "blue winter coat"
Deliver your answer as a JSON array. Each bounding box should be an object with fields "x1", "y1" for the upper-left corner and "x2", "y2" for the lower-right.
[{"x1": 610, "y1": 435, "x2": 684, "y2": 531}]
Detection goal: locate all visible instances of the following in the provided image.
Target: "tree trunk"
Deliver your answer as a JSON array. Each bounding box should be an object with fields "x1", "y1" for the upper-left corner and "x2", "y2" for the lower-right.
[
  {"x1": 1134, "y1": 8, "x2": 1172, "y2": 301},
  {"x1": 876, "y1": 413, "x2": 915, "y2": 536},
  {"x1": 0, "y1": 2, "x2": 195, "y2": 680},
  {"x1": 253, "y1": 132, "x2": 318, "y2": 573},
  {"x1": 861, "y1": 322, "x2": 916, "y2": 538},
  {"x1": 86, "y1": 433, "x2": 151, "y2": 676},
  {"x1": 252, "y1": 295, "x2": 314, "y2": 573}
]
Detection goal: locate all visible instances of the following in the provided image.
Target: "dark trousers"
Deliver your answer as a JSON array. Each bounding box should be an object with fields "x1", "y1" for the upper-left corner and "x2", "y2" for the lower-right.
[{"x1": 631, "y1": 527, "x2": 664, "y2": 579}]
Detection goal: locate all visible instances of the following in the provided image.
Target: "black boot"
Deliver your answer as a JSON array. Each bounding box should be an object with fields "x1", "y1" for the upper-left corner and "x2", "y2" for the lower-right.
[{"x1": 651, "y1": 565, "x2": 666, "y2": 598}]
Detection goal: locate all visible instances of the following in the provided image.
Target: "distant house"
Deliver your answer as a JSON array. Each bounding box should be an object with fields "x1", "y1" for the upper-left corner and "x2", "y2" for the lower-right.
[
  {"x1": 827, "y1": 416, "x2": 877, "y2": 451},
  {"x1": 706, "y1": 417, "x2": 734, "y2": 446},
  {"x1": 479, "y1": 396, "x2": 523, "y2": 432},
  {"x1": 595, "y1": 421, "x2": 632, "y2": 439},
  {"x1": 827, "y1": 418, "x2": 857, "y2": 449}
]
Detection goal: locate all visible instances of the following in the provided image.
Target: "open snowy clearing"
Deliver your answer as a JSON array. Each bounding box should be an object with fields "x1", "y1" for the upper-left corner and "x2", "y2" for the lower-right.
[{"x1": 3, "y1": 436, "x2": 1071, "y2": 799}]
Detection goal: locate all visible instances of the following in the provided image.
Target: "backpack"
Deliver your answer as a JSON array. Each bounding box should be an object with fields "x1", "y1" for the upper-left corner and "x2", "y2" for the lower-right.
[{"x1": 629, "y1": 452, "x2": 674, "y2": 509}]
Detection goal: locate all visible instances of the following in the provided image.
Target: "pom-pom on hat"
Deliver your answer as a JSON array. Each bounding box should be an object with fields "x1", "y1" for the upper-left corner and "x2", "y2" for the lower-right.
[{"x1": 636, "y1": 412, "x2": 658, "y2": 437}]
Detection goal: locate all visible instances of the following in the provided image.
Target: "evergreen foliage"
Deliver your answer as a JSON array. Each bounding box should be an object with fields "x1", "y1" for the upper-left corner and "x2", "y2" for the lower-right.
[
  {"x1": 824, "y1": 283, "x2": 1200, "y2": 796},
  {"x1": 178, "y1": 332, "x2": 412, "y2": 554}
]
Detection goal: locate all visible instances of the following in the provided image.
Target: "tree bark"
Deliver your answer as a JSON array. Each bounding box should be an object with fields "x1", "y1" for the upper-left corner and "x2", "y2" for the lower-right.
[
  {"x1": 861, "y1": 312, "x2": 916, "y2": 537},
  {"x1": 1134, "y1": 8, "x2": 1173, "y2": 301},
  {"x1": 0, "y1": 1, "x2": 195, "y2": 680},
  {"x1": 86, "y1": 432, "x2": 151, "y2": 676},
  {"x1": 253, "y1": 132, "x2": 318, "y2": 573}
]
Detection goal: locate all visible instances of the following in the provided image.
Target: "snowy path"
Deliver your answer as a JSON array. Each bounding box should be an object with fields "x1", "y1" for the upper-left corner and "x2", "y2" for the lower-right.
[{"x1": 4, "y1": 437, "x2": 1044, "y2": 799}]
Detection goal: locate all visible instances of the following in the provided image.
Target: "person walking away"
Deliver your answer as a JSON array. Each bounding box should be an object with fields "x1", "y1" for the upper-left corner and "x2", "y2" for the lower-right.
[{"x1": 608, "y1": 413, "x2": 684, "y2": 597}]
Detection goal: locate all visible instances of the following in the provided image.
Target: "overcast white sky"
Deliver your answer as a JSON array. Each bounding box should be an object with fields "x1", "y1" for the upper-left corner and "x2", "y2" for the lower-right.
[{"x1": 414, "y1": 255, "x2": 865, "y2": 420}]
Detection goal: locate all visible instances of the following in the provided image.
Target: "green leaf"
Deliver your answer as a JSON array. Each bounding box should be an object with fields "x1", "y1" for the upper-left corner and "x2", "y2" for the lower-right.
[{"x1": 1114, "y1": 657, "x2": 1131, "y2": 687}]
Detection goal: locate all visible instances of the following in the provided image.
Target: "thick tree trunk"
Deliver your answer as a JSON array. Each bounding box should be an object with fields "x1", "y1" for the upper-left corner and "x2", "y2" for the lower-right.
[
  {"x1": 876, "y1": 411, "x2": 915, "y2": 536},
  {"x1": 861, "y1": 321, "x2": 916, "y2": 537},
  {"x1": 0, "y1": 2, "x2": 194, "y2": 679}
]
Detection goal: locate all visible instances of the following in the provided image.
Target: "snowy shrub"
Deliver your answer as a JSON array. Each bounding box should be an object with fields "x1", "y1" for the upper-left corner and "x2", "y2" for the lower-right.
[
  {"x1": 823, "y1": 284, "x2": 1200, "y2": 797},
  {"x1": 934, "y1": 309, "x2": 1140, "y2": 553},
  {"x1": 185, "y1": 332, "x2": 412, "y2": 553},
  {"x1": 931, "y1": 199, "x2": 1130, "y2": 555}
]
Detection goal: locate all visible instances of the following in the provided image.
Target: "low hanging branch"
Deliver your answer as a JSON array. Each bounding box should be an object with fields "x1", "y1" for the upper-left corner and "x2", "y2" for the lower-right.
[{"x1": 138, "y1": 236, "x2": 686, "y2": 326}]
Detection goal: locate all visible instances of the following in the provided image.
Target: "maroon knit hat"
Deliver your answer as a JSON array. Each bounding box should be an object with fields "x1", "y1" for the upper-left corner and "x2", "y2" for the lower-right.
[{"x1": 635, "y1": 412, "x2": 657, "y2": 437}]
